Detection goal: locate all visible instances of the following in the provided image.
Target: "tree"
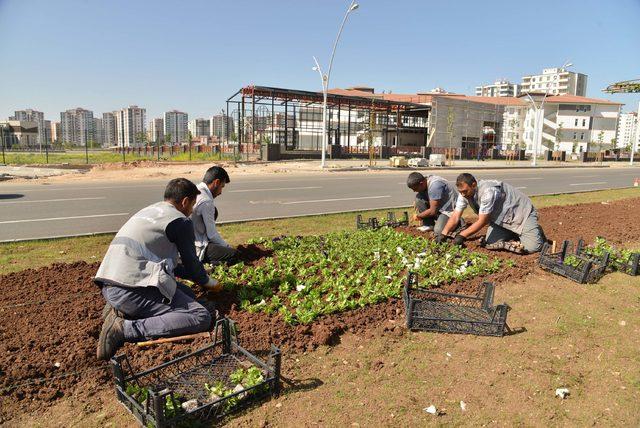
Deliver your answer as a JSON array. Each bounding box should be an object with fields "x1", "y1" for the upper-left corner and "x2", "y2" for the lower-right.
[
  {"x1": 554, "y1": 123, "x2": 563, "y2": 152},
  {"x1": 446, "y1": 107, "x2": 455, "y2": 165},
  {"x1": 508, "y1": 118, "x2": 520, "y2": 151},
  {"x1": 187, "y1": 131, "x2": 193, "y2": 161}
]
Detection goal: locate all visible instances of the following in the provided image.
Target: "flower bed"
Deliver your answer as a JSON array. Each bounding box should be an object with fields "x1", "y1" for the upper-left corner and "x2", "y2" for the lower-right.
[{"x1": 209, "y1": 228, "x2": 502, "y2": 325}]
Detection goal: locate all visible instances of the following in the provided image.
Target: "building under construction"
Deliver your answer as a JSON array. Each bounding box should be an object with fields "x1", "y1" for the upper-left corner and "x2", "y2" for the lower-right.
[{"x1": 225, "y1": 85, "x2": 430, "y2": 158}]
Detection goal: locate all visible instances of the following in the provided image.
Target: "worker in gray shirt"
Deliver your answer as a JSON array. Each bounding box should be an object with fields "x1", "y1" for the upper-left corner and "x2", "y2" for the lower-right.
[
  {"x1": 440, "y1": 173, "x2": 546, "y2": 253},
  {"x1": 95, "y1": 178, "x2": 221, "y2": 361},
  {"x1": 406, "y1": 172, "x2": 464, "y2": 234}
]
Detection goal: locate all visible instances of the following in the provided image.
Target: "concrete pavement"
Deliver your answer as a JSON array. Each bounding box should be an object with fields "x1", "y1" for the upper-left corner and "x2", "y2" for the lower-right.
[{"x1": 1, "y1": 166, "x2": 639, "y2": 241}]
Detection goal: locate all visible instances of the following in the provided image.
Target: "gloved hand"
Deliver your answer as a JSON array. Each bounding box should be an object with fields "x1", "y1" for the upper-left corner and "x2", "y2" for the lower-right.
[
  {"x1": 453, "y1": 234, "x2": 466, "y2": 246},
  {"x1": 202, "y1": 277, "x2": 222, "y2": 293},
  {"x1": 434, "y1": 233, "x2": 446, "y2": 244}
]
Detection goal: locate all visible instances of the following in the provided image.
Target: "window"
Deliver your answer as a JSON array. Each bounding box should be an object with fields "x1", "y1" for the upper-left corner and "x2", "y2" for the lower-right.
[
  {"x1": 580, "y1": 132, "x2": 584, "y2": 140},
  {"x1": 573, "y1": 132, "x2": 577, "y2": 139},
  {"x1": 582, "y1": 119, "x2": 586, "y2": 126},
  {"x1": 575, "y1": 119, "x2": 578, "y2": 126}
]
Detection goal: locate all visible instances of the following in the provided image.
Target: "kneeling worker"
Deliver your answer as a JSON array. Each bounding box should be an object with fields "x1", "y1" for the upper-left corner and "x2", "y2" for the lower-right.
[
  {"x1": 406, "y1": 172, "x2": 464, "y2": 234},
  {"x1": 440, "y1": 173, "x2": 546, "y2": 253},
  {"x1": 95, "y1": 178, "x2": 221, "y2": 361},
  {"x1": 192, "y1": 166, "x2": 238, "y2": 265}
]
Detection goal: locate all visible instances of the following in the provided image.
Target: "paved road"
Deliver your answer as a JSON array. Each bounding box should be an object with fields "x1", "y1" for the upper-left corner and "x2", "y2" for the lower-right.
[{"x1": 1, "y1": 167, "x2": 639, "y2": 241}]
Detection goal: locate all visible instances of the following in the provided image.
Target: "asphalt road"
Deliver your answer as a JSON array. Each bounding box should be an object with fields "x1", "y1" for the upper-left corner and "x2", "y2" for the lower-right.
[{"x1": 1, "y1": 167, "x2": 639, "y2": 241}]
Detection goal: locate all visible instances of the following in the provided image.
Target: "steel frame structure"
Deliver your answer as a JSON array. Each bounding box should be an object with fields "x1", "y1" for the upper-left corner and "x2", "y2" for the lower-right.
[{"x1": 225, "y1": 85, "x2": 430, "y2": 155}]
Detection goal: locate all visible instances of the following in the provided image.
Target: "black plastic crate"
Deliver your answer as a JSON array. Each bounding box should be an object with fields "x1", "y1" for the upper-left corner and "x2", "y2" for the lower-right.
[
  {"x1": 538, "y1": 240, "x2": 610, "y2": 284},
  {"x1": 356, "y1": 214, "x2": 380, "y2": 230},
  {"x1": 384, "y1": 211, "x2": 409, "y2": 227},
  {"x1": 111, "y1": 318, "x2": 281, "y2": 428},
  {"x1": 575, "y1": 239, "x2": 640, "y2": 276},
  {"x1": 356, "y1": 211, "x2": 409, "y2": 230},
  {"x1": 403, "y1": 272, "x2": 509, "y2": 337}
]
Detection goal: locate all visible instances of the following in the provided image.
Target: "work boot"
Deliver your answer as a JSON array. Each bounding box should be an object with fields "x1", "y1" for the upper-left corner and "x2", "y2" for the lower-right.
[
  {"x1": 97, "y1": 313, "x2": 125, "y2": 361},
  {"x1": 101, "y1": 302, "x2": 126, "y2": 319}
]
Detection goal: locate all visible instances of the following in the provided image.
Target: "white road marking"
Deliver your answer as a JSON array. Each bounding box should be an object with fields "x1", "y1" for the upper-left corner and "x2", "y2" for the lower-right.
[
  {"x1": 229, "y1": 186, "x2": 321, "y2": 193},
  {"x1": 3, "y1": 184, "x2": 165, "y2": 192},
  {"x1": 572, "y1": 175, "x2": 599, "y2": 178},
  {"x1": 510, "y1": 177, "x2": 543, "y2": 180},
  {"x1": 515, "y1": 186, "x2": 527, "y2": 189},
  {"x1": 0, "y1": 213, "x2": 130, "y2": 224},
  {"x1": 0, "y1": 197, "x2": 106, "y2": 204},
  {"x1": 280, "y1": 195, "x2": 391, "y2": 205},
  {"x1": 569, "y1": 181, "x2": 607, "y2": 186}
]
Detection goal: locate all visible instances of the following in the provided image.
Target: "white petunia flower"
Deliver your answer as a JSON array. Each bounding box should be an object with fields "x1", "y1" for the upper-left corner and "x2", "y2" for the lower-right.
[
  {"x1": 296, "y1": 285, "x2": 306, "y2": 292},
  {"x1": 396, "y1": 247, "x2": 404, "y2": 254}
]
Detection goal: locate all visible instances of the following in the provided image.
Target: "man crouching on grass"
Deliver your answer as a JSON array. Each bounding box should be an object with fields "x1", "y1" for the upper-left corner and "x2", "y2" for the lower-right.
[
  {"x1": 406, "y1": 172, "x2": 465, "y2": 234},
  {"x1": 94, "y1": 178, "x2": 221, "y2": 361},
  {"x1": 438, "y1": 173, "x2": 546, "y2": 254}
]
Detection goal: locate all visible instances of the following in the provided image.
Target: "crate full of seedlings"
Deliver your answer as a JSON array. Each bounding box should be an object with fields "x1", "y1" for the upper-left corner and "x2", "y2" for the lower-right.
[
  {"x1": 356, "y1": 211, "x2": 409, "y2": 230},
  {"x1": 576, "y1": 237, "x2": 640, "y2": 276},
  {"x1": 111, "y1": 318, "x2": 281, "y2": 428},
  {"x1": 538, "y1": 239, "x2": 610, "y2": 284},
  {"x1": 403, "y1": 272, "x2": 509, "y2": 337}
]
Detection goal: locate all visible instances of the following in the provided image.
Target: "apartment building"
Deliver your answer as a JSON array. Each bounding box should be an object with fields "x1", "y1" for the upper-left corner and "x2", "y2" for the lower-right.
[
  {"x1": 616, "y1": 112, "x2": 637, "y2": 149},
  {"x1": 50, "y1": 121, "x2": 62, "y2": 143},
  {"x1": 60, "y1": 108, "x2": 95, "y2": 146},
  {"x1": 520, "y1": 67, "x2": 588, "y2": 96},
  {"x1": 165, "y1": 110, "x2": 188, "y2": 144},
  {"x1": 475, "y1": 80, "x2": 520, "y2": 97},
  {"x1": 188, "y1": 118, "x2": 210, "y2": 137},
  {"x1": 93, "y1": 118, "x2": 105, "y2": 147},
  {"x1": 148, "y1": 118, "x2": 164, "y2": 143},
  {"x1": 211, "y1": 114, "x2": 235, "y2": 138},
  {"x1": 0, "y1": 120, "x2": 39, "y2": 148},
  {"x1": 102, "y1": 112, "x2": 117, "y2": 147},
  {"x1": 11, "y1": 109, "x2": 51, "y2": 146},
  {"x1": 115, "y1": 105, "x2": 146, "y2": 147}
]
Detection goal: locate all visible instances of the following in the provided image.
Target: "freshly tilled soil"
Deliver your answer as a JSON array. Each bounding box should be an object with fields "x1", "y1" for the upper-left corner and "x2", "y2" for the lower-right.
[{"x1": 1, "y1": 197, "x2": 638, "y2": 421}]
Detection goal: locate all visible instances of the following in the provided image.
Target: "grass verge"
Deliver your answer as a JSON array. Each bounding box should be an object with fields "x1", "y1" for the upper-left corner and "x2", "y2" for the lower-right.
[{"x1": 1, "y1": 187, "x2": 638, "y2": 275}]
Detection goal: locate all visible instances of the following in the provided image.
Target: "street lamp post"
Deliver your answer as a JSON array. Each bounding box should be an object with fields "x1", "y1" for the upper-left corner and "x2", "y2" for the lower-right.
[
  {"x1": 313, "y1": 0, "x2": 359, "y2": 168},
  {"x1": 0, "y1": 124, "x2": 6, "y2": 164}
]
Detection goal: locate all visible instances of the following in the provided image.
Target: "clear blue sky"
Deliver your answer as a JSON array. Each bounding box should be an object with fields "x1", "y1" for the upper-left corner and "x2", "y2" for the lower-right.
[{"x1": 1, "y1": 0, "x2": 639, "y2": 122}]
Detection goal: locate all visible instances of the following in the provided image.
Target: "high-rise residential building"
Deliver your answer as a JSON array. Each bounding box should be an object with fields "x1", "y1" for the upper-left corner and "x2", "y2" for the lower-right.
[
  {"x1": 164, "y1": 110, "x2": 188, "y2": 144},
  {"x1": 93, "y1": 118, "x2": 105, "y2": 147},
  {"x1": 616, "y1": 112, "x2": 637, "y2": 149},
  {"x1": 148, "y1": 118, "x2": 165, "y2": 143},
  {"x1": 11, "y1": 109, "x2": 51, "y2": 146},
  {"x1": 475, "y1": 80, "x2": 520, "y2": 97},
  {"x1": 50, "y1": 121, "x2": 62, "y2": 143},
  {"x1": 211, "y1": 114, "x2": 234, "y2": 138},
  {"x1": 188, "y1": 118, "x2": 210, "y2": 137},
  {"x1": 102, "y1": 112, "x2": 117, "y2": 147},
  {"x1": 115, "y1": 105, "x2": 147, "y2": 147},
  {"x1": 60, "y1": 107, "x2": 95, "y2": 146},
  {"x1": 520, "y1": 67, "x2": 588, "y2": 96}
]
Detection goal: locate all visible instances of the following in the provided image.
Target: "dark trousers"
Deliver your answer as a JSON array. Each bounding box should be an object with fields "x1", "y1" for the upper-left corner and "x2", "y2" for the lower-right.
[
  {"x1": 203, "y1": 243, "x2": 239, "y2": 265},
  {"x1": 415, "y1": 192, "x2": 465, "y2": 234},
  {"x1": 102, "y1": 282, "x2": 212, "y2": 342}
]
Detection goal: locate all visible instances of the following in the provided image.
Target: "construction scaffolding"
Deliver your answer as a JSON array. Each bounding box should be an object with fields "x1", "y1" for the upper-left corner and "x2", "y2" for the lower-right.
[{"x1": 225, "y1": 85, "x2": 429, "y2": 159}]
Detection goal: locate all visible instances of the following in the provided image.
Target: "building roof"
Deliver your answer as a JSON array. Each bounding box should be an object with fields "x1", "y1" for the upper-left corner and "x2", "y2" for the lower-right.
[{"x1": 542, "y1": 95, "x2": 623, "y2": 105}]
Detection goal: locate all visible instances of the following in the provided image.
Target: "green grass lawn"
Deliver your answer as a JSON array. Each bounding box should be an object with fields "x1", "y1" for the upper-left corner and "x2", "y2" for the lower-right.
[
  {"x1": 1, "y1": 150, "x2": 240, "y2": 165},
  {"x1": 0, "y1": 187, "x2": 638, "y2": 275}
]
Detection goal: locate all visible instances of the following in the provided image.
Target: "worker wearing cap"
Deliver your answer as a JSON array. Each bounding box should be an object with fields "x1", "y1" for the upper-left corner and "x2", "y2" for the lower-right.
[
  {"x1": 95, "y1": 178, "x2": 221, "y2": 361},
  {"x1": 191, "y1": 166, "x2": 238, "y2": 265},
  {"x1": 406, "y1": 172, "x2": 464, "y2": 234},
  {"x1": 440, "y1": 172, "x2": 546, "y2": 253}
]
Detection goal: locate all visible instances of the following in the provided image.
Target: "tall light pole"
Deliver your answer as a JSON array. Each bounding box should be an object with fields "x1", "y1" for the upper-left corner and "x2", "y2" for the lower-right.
[{"x1": 313, "y1": 0, "x2": 359, "y2": 168}]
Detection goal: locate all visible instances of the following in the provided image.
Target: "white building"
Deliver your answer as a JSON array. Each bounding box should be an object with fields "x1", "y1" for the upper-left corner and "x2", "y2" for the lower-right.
[
  {"x1": 616, "y1": 112, "x2": 637, "y2": 150},
  {"x1": 165, "y1": 110, "x2": 188, "y2": 144},
  {"x1": 102, "y1": 112, "x2": 117, "y2": 147},
  {"x1": 115, "y1": 105, "x2": 146, "y2": 147},
  {"x1": 521, "y1": 67, "x2": 588, "y2": 96},
  {"x1": 188, "y1": 118, "x2": 210, "y2": 137},
  {"x1": 211, "y1": 114, "x2": 234, "y2": 139},
  {"x1": 11, "y1": 109, "x2": 51, "y2": 146},
  {"x1": 50, "y1": 121, "x2": 62, "y2": 143},
  {"x1": 93, "y1": 118, "x2": 105, "y2": 147},
  {"x1": 148, "y1": 118, "x2": 164, "y2": 143},
  {"x1": 520, "y1": 94, "x2": 622, "y2": 154},
  {"x1": 60, "y1": 107, "x2": 95, "y2": 146},
  {"x1": 475, "y1": 80, "x2": 520, "y2": 97}
]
